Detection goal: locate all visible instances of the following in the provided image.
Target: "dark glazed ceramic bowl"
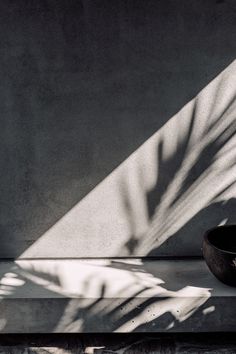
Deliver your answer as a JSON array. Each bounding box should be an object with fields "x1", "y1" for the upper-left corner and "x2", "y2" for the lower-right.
[{"x1": 203, "y1": 225, "x2": 236, "y2": 286}]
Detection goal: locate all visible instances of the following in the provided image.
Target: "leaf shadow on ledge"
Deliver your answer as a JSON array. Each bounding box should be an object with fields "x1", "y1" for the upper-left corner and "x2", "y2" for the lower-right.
[{"x1": 0, "y1": 258, "x2": 213, "y2": 333}]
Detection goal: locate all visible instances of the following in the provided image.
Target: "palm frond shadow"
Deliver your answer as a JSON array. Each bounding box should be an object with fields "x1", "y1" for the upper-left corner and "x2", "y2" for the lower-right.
[
  {"x1": 52, "y1": 261, "x2": 212, "y2": 333},
  {"x1": 119, "y1": 73, "x2": 236, "y2": 256},
  {"x1": 0, "y1": 258, "x2": 212, "y2": 333}
]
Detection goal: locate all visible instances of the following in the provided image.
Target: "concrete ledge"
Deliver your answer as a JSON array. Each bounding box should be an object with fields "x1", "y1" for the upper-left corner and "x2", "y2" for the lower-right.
[{"x1": 0, "y1": 259, "x2": 235, "y2": 333}]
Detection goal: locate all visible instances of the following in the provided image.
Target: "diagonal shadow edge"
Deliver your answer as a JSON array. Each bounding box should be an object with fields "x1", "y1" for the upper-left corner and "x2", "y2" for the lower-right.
[{"x1": 17, "y1": 59, "x2": 236, "y2": 259}]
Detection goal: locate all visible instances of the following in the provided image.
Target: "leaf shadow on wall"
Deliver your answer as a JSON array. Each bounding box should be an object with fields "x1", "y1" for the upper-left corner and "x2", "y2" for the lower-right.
[
  {"x1": 2, "y1": 0, "x2": 236, "y2": 257},
  {"x1": 119, "y1": 70, "x2": 236, "y2": 256}
]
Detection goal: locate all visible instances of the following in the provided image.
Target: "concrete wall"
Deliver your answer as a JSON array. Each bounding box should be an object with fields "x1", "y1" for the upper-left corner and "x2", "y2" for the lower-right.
[{"x1": 1, "y1": 0, "x2": 236, "y2": 258}]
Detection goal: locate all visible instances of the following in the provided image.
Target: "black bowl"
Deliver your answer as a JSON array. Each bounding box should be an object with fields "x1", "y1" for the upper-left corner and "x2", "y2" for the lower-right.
[{"x1": 203, "y1": 225, "x2": 236, "y2": 286}]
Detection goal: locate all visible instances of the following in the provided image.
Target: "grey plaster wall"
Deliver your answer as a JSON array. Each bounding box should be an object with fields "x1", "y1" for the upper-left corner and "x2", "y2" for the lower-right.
[{"x1": 1, "y1": 0, "x2": 236, "y2": 258}]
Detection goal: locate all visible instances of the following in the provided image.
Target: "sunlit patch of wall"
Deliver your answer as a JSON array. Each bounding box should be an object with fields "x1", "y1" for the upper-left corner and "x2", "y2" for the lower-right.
[
  {"x1": 1, "y1": 0, "x2": 236, "y2": 258},
  {"x1": 20, "y1": 60, "x2": 236, "y2": 258}
]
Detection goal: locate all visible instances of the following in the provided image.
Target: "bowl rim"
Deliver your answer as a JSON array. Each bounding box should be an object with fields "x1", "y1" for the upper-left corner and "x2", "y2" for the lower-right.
[{"x1": 204, "y1": 225, "x2": 236, "y2": 255}]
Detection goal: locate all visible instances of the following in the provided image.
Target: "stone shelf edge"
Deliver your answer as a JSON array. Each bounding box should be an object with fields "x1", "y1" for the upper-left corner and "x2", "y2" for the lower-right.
[{"x1": 0, "y1": 259, "x2": 235, "y2": 333}]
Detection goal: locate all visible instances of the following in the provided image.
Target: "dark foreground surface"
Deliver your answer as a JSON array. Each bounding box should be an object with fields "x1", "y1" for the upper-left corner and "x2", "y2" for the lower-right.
[{"x1": 0, "y1": 333, "x2": 236, "y2": 353}]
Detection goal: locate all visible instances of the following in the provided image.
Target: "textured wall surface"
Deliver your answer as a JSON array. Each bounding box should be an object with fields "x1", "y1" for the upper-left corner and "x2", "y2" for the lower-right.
[{"x1": 1, "y1": 0, "x2": 236, "y2": 258}]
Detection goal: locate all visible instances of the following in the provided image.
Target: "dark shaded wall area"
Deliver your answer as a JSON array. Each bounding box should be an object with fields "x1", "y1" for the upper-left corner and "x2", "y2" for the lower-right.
[{"x1": 1, "y1": 0, "x2": 236, "y2": 257}]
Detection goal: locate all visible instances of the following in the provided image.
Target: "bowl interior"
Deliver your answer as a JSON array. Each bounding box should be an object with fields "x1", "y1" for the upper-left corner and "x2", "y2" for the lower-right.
[{"x1": 207, "y1": 225, "x2": 236, "y2": 253}]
